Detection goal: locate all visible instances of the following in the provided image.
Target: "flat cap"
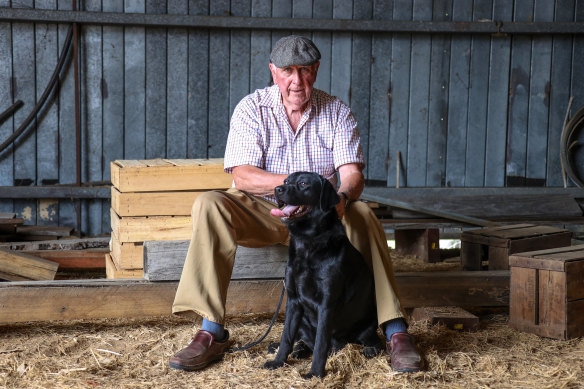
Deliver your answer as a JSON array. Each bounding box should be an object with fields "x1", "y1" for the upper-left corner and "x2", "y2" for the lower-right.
[{"x1": 270, "y1": 35, "x2": 321, "y2": 68}]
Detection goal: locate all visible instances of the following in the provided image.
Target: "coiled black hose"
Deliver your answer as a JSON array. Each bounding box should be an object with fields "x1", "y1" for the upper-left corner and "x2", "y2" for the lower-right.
[
  {"x1": 560, "y1": 104, "x2": 584, "y2": 188},
  {"x1": 0, "y1": 25, "x2": 73, "y2": 155}
]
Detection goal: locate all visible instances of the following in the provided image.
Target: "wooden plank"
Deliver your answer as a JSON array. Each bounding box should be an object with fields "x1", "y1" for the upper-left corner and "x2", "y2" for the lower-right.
[
  {"x1": 526, "y1": 0, "x2": 554, "y2": 183},
  {"x1": 566, "y1": 260, "x2": 584, "y2": 301},
  {"x1": 394, "y1": 228, "x2": 440, "y2": 262},
  {"x1": 407, "y1": 0, "x2": 432, "y2": 186},
  {"x1": 111, "y1": 187, "x2": 202, "y2": 216},
  {"x1": 368, "y1": 0, "x2": 393, "y2": 182},
  {"x1": 145, "y1": 0, "x2": 167, "y2": 159},
  {"x1": 12, "y1": 0, "x2": 37, "y2": 226},
  {"x1": 0, "y1": 271, "x2": 510, "y2": 324},
  {"x1": 506, "y1": 0, "x2": 533, "y2": 184},
  {"x1": 508, "y1": 232, "x2": 573, "y2": 254},
  {"x1": 312, "y1": 0, "x2": 331, "y2": 94},
  {"x1": 547, "y1": 0, "x2": 575, "y2": 186},
  {"x1": 229, "y1": 0, "x2": 251, "y2": 119},
  {"x1": 16, "y1": 225, "x2": 73, "y2": 237},
  {"x1": 35, "y1": 0, "x2": 59, "y2": 227},
  {"x1": 105, "y1": 253, "x2": 143, "y2": 279},
  {"x1": 187, "y1": 0, "x2": 210, "y2": 158},
  {"x1": 22, "y1": 248, "x2": 107, "y2": 269},
  {"x1": 123, "y1": 0, "x2": 146, "y2": 161},
  {"x1": 143, "y1": 240, "x2": 288, "y2": 281},
  {"x1": 0, "y1": 237, "x2": 109, "y2": 251},
  {"x1": 566, "y1": 299, "x2": 584, "y2": 339},
  {"x1": 485, "y1": 0, "x2": 512, "y2": 186},
  {"x1": 350, "y1": 1, "x2": 373, "y2": 179},
  {"x1": 538, "y1": 268, "x2": 567, "y2": 339},
  {"x1": 208, "y1": 0, "x2": 230, "y2": 158},
  {"x1": 110, "y1": 159, "x2": 231, "y2": 192},
  {"x1": 411, "y1": 306, "x2": 479, "y2": 331},
  {"x1": 445, "y1": 0, "x2": 472, "y2": 187},
  {"x1": 509, "y1": 245, "x2": 584, "y2": 272},
  {"x1": 509, "y1": 267, "x2": 537, "y2": 330},
  {"x1": 0, "y1": 248, "x2": 59, "y2": 281},
  {"x1": 387, "y1": 0, "x2": 413, "y2": 188},
  {"x1": 0, "y1": 0, "x2": 14, "y2": 211},
  {"x1": 110, "y1": 208, "x2": 191, "y2": 243},
  {"x1": 465, "y1": 0, "x2": 491, "y2": 186},
  {"x1": 329, "y1": 0, "x2": 351, "y2": 104},
  {"x1": 167, "y1": 0, "x2": 189, "y2": 158},
  {"x1": 426, "y1": 0, "x2": 452, "y2": 186},
  {"x1": 57, "y1": 0, "x2": 79, "y2": 233}
]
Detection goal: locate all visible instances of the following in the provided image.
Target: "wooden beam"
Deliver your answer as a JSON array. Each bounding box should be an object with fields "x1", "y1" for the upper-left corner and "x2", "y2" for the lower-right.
[
  {"x1": 0, "y1": 248, "x2": 59, "y2": 281},
  {"x1": 0, "y1": 271, "x2": 509, "y2": 324},
  {"x1": 22, "y1": 248, "x2": 108, "y2": 269}
]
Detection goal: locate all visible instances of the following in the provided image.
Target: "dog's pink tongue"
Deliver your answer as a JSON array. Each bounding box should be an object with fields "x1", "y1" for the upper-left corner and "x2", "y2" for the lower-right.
[{"x1": 270, "y1": 205, "x2": 299, "y2": 217}]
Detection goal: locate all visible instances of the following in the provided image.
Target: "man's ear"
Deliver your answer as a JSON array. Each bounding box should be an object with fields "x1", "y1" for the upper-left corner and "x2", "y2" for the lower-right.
[{"x1": 319, "y1": 175, "x2": 340, "y2": 210}]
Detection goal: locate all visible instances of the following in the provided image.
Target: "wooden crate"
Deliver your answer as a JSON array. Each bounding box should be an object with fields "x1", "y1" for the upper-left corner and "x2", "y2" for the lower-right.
[
  {"x1": 509, "y1": 245, "x2": 584, "y2": 340},
  {"x1": 105, "y1": 253, "x2": 143, "y2": 279},
  {"x1": 461, "y1": 224, "x2": 572, "y2": 270}
]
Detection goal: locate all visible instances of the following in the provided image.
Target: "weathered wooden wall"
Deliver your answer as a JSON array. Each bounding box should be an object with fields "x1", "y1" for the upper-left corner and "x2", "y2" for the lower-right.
[{"x1": 0, "y1": 0, "x2": 583, "y2": 236}]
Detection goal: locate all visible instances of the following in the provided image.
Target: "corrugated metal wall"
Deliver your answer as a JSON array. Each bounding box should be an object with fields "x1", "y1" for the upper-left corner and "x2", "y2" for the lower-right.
[{"x1": 0, "y1": 0, "x2": 583, "y2": 235}]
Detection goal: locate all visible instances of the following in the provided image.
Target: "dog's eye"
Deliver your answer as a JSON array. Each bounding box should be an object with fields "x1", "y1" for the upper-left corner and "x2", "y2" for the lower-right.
[{"x1": 299, "y1": 182, "x2": 308, "y2": 187}]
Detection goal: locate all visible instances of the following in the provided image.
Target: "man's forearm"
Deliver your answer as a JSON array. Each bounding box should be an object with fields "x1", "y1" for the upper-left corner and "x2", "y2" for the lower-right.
[
  {"x1": 231, "y1": 165, "x2": 287, "y2": 196},
  {"x1": 337, "y1": 164, "x2": 365, "y2": 201}
]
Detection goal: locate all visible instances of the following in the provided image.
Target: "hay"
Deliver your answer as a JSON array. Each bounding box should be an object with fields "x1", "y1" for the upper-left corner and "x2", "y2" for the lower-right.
[{"x1": 1, "y1": 251, "x2": 583, "y2": 388}]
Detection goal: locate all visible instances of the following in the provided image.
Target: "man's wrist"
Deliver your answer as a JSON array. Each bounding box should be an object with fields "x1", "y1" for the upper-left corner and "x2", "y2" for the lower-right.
[{"x1": 338, "y1": 191, "x2": 350, "y2": 209}]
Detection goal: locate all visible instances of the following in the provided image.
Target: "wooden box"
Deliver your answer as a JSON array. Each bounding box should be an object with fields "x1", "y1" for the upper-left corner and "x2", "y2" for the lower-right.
[
  {"x1": 509, "y1": 245, "x2": 584, "y2": 340},
  {"x1": 461, "y1": 224, "x2": 572, "y2": 270}
]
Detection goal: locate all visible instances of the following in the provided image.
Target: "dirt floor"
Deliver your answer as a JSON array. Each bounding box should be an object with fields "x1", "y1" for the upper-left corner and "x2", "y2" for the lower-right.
[{"x1": 2, "y1": 253, "x2": 584, "y2": 388}]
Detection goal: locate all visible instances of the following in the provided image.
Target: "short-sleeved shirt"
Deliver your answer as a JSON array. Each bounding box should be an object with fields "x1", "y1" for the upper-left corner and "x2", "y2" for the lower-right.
[{"x1": 224, "y1": 84, "x2": 364, "y2": 203}]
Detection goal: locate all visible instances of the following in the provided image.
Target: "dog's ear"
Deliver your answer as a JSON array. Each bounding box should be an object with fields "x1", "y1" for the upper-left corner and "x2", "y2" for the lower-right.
[{"x1": 319, "y1": 175, "x2": 340, "y2": 210}]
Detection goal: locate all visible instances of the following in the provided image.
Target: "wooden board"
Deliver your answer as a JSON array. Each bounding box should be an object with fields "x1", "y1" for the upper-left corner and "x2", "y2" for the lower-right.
[
  {"x1": 143, "y1": 240, "x2": 288, "y2": 281},
  {"x1": 0, "y1": 248, "x2": 59, "y2": 281},
  {"x1": 22, "y1": 248, "x2": 107, "y2": 269},
  {"x1": 111, "y1": 159, "x2": 231, "y2": 193},
  {"x1": 0, "y1": 271, "x2": 510, "y2": 324},
  {"x1": 110, "y1": 208, "x2": 191, "y2": 243},
  {"x1": 110, "y1": 187, "x2": 202, "y2": 217},
  {"x1": 105, "y1": 253, "x2": 142, "y2": 279},
  {"x1": 411, "y1": 306, "x2": 479, "y2": 331}
]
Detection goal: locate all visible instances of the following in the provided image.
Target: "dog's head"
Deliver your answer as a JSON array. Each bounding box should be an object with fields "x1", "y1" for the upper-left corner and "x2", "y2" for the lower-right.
[{"x1": 271, "y1": 172, "x2": 339, "y2": 222}]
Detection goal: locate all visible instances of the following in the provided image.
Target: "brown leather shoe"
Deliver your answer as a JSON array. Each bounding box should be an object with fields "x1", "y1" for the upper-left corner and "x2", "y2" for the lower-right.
[
  {"x1": 169, "y1": 330, "x2": 230, "y2": 371},
  {"x1": 386, "y1": 332, "x2": 423, "y2": 373}
]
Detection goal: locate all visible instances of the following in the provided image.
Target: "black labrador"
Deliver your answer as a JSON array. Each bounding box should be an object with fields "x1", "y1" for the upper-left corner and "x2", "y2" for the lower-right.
[{"x1": 264, "y1": 171, "x2": 381, "y2": 378}]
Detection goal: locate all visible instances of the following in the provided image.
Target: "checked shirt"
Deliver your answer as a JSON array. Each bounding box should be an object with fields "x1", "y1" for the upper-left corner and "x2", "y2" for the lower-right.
[{"x1": 224, "y1": 84, "x2": 364, "y2": 203}]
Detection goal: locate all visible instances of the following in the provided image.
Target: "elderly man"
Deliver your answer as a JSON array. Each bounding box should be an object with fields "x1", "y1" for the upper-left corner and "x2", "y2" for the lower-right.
[{"x1": 169, "y1": 35, "x2": 423, "y2": 374}]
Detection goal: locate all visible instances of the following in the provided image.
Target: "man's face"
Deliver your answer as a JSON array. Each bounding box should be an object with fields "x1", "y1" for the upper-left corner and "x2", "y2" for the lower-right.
[{"x1": 269, "y1": 62, "x2": 319, "y2": 111}]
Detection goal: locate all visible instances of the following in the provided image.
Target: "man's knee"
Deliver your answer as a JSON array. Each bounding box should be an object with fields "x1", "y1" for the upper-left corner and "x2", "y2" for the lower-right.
[{"x1": 191, "y1": 190, "x2": 228, "y2": 217}]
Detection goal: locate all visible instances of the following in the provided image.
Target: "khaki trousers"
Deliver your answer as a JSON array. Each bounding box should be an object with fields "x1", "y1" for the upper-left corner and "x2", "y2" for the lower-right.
[{"x1": 172, "y1": 188, "x2": 405, "y2": 326}]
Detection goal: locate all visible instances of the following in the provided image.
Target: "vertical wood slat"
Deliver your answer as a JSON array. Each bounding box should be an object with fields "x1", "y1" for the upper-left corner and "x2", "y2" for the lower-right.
[
  {"x1": 407, "y1": 0, "x2": 432, "y2": 187},
  {"x1": 312, "y1": 0, "x2": 331, "y2": 95},
  {"x1": 506, "y1": 0, "x2": 534, "y2": 183},
  {"x1": 123, "y1": 0, "x2": 146, "y2": 161},
  {"x1": 329, "y1": 0, "x2": 350, "y2": 105},
  {"x1": 547, "y1": 0, "x2": 574, "y2": 187},
  {"x1": 250, "y1": 0, "x2": 271, "y2": 92},
  {"x1": 368, "y1": 0, "x2": 393, "y2": 182},
  {"x1": 465, "y1": 0, "x2": 492, "y2": 187},
  {"x1": 0, "y1": 0, "x2": 14, "y2": 213},
  {"x1": 12, "y1": 0, "x2": 37, "y2": 226},
  {"x1": 426, "y1": 0, "x2": 452, "y2": 187},
  {"x1": 229, "y1": 0, "x2": 251, "y2": 119},
  {"x1": 167, "y1": 0, "x2": 189, "y2": 158},
  {"x1": 445, "y1": 0, "x2": 472, "y2": 187},
  {"x1": 485, "y1": 0, "x2": 512, "y2": 187},
  {"x1": 187, "y1": 0, "x2": 210, "y2": 158},
  {"x1": 570, "y1": 0, "x2": 584, "y2": 183},
  {"x1": 145, "y1": 0, "x2": 167, "y2": 159},
  {"x1": 387, "y1": 0, "x2": 413, "y2": 188}
]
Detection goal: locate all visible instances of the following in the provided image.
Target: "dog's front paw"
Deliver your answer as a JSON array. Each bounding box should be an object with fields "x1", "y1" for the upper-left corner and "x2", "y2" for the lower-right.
[
  {"x1": 363, "y1": 345, "x2": 382, "y2": 358},
  {"x1": 263, "y1": 360, "x2": 285, "y2": 370}
]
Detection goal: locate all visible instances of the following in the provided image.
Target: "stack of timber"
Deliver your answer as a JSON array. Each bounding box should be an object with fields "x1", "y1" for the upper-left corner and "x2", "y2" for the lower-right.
[{"x1": 109, "y1": 158, "x2": 232, "y2": 279}]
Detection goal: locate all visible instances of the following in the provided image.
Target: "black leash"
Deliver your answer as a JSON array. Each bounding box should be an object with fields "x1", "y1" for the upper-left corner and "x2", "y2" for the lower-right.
[{"x1": 228, "y1": 283, "x2": 286, "y2": 353}]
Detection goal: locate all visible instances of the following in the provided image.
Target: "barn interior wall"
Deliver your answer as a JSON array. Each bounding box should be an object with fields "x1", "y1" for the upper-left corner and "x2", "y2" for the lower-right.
[{"x1": 0, "y1": 0, "x2": 583, "y2": 235}]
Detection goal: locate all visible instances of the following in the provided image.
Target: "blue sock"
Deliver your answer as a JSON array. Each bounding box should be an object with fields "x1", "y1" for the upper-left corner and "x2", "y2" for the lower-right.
[
  {"x1": 384, "y1": 318, "x2": 408, "y2": 340},
  {"x1": 201, "y1": 318, "x2": 225, "y2": 340}
]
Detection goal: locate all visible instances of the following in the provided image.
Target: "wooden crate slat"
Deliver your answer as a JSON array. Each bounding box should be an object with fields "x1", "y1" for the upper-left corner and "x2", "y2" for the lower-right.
[
  {"x1": 110, "y1": 159, "x2": 231, "y2": 192},
  {"x1": 110, "y1": 208, "x2": 191, "y2": 243},
  {"x1": 110, "y1": 234, "x2": 144, "y2": 269},
  {"x1": 141, "y1": 158, "x2": 172, "y2": 167},
  {"x1": 105, "y1": 253, "x2": 143, "y2": 279},
  {"x1": 111, "y1": 186, "x2": 201, "y2": 217}
]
